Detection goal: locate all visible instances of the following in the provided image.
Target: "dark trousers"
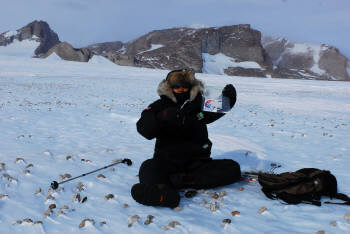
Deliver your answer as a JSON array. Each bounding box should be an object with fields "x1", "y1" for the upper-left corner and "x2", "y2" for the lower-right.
[{"x1": 138, "y1": 157, "x2": 241, "y2": 190}]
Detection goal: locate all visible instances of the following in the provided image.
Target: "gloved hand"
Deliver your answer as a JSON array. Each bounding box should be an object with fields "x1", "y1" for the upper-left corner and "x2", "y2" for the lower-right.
[
  {"x1": 222, "y1": 84, "x2": 237, "y2": 108},
  {"x1": 156, "y1": 107, "x2": 180, "y2": 124}
]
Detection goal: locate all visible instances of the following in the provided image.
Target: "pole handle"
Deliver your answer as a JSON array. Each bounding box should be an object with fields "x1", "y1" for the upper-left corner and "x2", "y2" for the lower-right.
[{"x1": 122, "y1": 158, "x2": 132, "y2": 166}]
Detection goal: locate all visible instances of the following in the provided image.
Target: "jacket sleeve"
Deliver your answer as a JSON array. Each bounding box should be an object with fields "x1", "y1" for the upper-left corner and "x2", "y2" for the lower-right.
[
  {"x1": 203, "y1": 111, "x2": 225, "y2": 124},
  {"x1": 136, "y1": 100, "x2": 162, "y2": 140}
]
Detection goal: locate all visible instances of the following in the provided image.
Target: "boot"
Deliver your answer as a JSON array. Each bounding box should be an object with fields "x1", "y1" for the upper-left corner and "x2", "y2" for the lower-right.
[{"x1": 131, "y1": 183, "x2": 180, "y2": 208}]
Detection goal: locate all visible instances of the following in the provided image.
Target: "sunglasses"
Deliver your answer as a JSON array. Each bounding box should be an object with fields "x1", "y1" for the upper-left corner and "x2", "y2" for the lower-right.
[{"x1": 171, "y1": 84, "x2": 191, "y2": 89}]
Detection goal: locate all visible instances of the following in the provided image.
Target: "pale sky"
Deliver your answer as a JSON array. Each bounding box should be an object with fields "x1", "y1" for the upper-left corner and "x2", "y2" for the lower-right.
[{"x1": 1, "y1": 0, "x2": 350, "y2": 57}]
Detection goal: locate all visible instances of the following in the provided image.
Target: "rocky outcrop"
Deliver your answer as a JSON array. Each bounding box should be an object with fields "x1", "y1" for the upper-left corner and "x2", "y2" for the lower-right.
[
  {"x1": 90, "y1": 25, "x2": 270, "y2": 77},
  {"x1": 2, "y1": 21, "x2": 349, "y2": 81},
  {"x1": 45, "y1": 42, "x2": 93, "y2": 62},
  {"x1": 319, "y1": 46, "x2": 349, "y2": 80},
  {"x1": 87, "y1": 41, "x2": 123, "y2": 55},
  {"x1": 224, "y1": 67, "x2": 267, "y2": 77},
  {"x1": 0, "y1": 20, "x2": 60, "y2": 57},
  {"x1": 262, "y1": 36, "x2": 350, "y2": 81}
]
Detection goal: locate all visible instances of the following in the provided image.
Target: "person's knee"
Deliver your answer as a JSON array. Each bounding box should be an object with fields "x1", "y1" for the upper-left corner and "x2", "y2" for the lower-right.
[
  {"x1": 139, "y1": 158, "x2": 170, "y2": 185},
  {"x1": 222, "y1": 159, "x2": 241, "y2": 181},
  {"x1": 229, "y1": 159, "x2": 240, "y2": 170},
  {"x1": 230, "y1": 160, "x2": 241, "y2": 179},
  {"x1": 139, "y1": 159, "x2": 157, "y2": 184},
  {"x1": 139, "y1": 159, "x2": 156, "y2": 174}
]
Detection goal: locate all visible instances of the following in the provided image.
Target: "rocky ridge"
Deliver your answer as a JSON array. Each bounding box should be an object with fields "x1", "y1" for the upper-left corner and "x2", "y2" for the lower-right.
[
  {"x1": 0, "y1": 20, "x2": 60, "y2": 57},
  {"x1": 89, "y1": 25, "x2": 349, "y2": 81},
  {"x1": 88, "y1": 25, "x2": 270, "y2": 77},
  {"x1": 262, "y1": 36, "x2": 350, "y2": 81},
  {"x1": 44, "y1": 42, "x2": 93, "y2": 62},
  {"x1": 1, "y1": 21, "x2": 349, "y2": 81}
]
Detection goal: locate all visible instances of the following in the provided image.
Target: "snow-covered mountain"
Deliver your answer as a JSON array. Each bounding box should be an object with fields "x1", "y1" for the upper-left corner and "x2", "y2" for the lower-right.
[
  {"x1": 88, "y1": 24, "x2": 268, "y2": 77},
  {"x1": 262, "y1": 36, "x2": 350, "y2": 81},
  {"x1": 1, "y1": 41, "x2": 350, "y2": 233},
  {"x1": 1, "y1": 20, "x2": 349, "y2": 81},
  {"x1": 88, "y1": 25, "x2": 350, "y2": 81},
  {"x1": 0, "y1": 21, "x2": 60, "y2": 57}
]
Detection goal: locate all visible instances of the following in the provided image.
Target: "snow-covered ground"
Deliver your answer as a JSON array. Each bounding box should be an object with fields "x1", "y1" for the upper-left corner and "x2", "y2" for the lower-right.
[
  {"x1": 0, "y1": 39, "x2": 40, "y2": 57},
  {"x1": 1, "y1": 52, "x2": 350, "y2": 233},
  {"x1": 202, "y1": 53, "x2": 263, "y2": 75}
]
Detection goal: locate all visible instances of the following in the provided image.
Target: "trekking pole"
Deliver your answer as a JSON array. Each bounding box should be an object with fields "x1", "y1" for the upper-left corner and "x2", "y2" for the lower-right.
[{"x1": 50, "y1": 158, "x2": 132, "y2": 190}]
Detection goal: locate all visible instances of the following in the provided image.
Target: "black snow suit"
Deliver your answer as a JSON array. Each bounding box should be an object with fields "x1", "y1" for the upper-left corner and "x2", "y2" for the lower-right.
[{"x1": 135, "y1": 77, "x2": 241, "y2": 189}]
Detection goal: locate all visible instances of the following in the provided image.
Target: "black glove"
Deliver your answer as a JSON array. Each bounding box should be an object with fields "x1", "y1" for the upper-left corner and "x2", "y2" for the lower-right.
[
  {"x1": 156, "y1": 107, "x2": 180, "y2": 124},
  {"x1": 222, "y1": 84, "x2": 237, "y2": 108}
]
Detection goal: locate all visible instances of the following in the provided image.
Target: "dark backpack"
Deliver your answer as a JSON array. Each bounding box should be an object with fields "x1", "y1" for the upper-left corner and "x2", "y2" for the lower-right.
[{"x1": 257, "y1": 168, "x2": 350, "y2": 206}]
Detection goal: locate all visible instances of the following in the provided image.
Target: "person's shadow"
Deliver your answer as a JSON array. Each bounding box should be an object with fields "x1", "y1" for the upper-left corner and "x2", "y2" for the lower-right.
[{"x1": 213, "y1": 150, "x2": 282, "y2": 173}]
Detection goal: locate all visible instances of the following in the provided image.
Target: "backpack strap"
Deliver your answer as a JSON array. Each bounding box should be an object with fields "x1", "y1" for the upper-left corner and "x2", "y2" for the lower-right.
[
  {"x1": 300, "y1": 200, "x2": 322, "y2": 206},
  {"x1": 324, "y1": 193, "x2": 350, "y2": 205},
  {"x1": 261, "y1": 188, "x2": 277, "y2": 200},
  {"x1": 262, "y1": 188, "x2": 322, "y2": 206}
]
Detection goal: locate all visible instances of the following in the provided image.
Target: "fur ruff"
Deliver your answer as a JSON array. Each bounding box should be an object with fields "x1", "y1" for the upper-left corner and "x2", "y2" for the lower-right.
[{"x1": 157, "y1": 71, "x2": 204, "y2": 103}]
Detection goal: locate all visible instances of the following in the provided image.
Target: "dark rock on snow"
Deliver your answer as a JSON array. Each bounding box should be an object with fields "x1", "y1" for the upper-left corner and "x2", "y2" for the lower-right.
[
  {"x1": 0, "y1": 20, "x2": 60, "y2": 57},
  {"x1": 44, "y1": 42, "x2": 93, "y2": 62}
]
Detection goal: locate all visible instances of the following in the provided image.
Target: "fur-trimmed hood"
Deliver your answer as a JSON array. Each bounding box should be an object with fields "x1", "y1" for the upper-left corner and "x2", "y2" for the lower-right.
[{"x1": 157, "y1": 69, "x2": 205, "y2": 103}]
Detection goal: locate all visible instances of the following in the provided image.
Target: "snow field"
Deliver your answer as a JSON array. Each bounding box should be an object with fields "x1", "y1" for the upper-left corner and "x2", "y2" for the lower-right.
[{"x1": 0, "y1": 55, "x2": 350, "y2": 233}]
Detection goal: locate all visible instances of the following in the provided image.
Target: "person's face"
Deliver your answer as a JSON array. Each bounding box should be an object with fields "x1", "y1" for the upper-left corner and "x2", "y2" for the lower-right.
[
  {"x1": 172, "y1": 87, "x2": 189, "y2": 93},
  {"x1": 171, "y1": 84, "x2": 191, "y2": 93}
]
